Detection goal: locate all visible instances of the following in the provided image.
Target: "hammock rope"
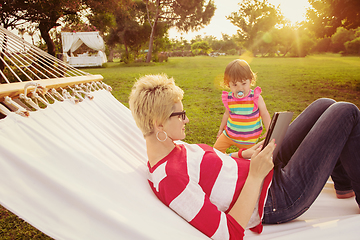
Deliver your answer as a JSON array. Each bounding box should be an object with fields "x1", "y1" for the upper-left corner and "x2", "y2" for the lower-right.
[{"x1": 0, "y1": 26, "x2": 104, "y2": 117}]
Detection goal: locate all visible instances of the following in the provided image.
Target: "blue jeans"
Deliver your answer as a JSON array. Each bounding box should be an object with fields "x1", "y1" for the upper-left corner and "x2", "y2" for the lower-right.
[{"x1": 263, "y1": 98, "x2": 360, "y2": 224}]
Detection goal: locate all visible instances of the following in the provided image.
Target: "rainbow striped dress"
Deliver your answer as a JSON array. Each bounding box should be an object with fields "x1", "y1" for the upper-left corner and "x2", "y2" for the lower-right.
[{"x1": 222, "y1": 86, "x2": 263, "y2": 146}]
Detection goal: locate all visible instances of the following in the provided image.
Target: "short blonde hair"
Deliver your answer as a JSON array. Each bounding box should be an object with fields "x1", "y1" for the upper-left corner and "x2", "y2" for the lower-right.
[
  {"x1": 129, "y1": 74, "x2": 184, "y2": 136},
  {"x1": 224, "y1": 59, "x2": 257, "y2": 87}
]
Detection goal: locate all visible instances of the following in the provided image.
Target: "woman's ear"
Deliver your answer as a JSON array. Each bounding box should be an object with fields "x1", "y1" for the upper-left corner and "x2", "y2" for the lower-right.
[{"x1": 154, "y1": 120, "x2": 163, "y2": 131}]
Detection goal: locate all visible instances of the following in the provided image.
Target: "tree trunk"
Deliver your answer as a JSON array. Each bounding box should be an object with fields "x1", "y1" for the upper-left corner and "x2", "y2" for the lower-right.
[
  {"x1": 145, "y1": 0, "x2": 160, "y2": 63},
  {"x1": 108, "y1": 47, "x2": 114, "y2": 62},
  {"x1": 124, "y1": 38, "x2": 129, "y2": 62},
  {"x1": 39, "y1": 21, "x2": 56, "y2": 56},
  {"x1": 146, "y1": 21, "x2": 157, "y2": 63}
]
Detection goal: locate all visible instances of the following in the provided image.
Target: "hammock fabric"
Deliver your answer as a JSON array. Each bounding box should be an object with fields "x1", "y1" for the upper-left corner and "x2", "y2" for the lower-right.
[{"x1": 0, "y1": 89, "x2": 208, "y2": 240}]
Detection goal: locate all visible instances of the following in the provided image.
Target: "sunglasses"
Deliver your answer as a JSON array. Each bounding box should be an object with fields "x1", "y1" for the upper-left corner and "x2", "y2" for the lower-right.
[{"x1": 169, "y1": 110, "x2": 186, "y2": 120}]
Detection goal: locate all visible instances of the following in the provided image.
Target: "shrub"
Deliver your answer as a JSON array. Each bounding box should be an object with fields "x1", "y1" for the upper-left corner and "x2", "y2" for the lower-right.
[
  {"x1": 344, "y1": 38, "x2": 360, "y2": 55},
  {"x1": 227, "y1": 49, "x2": 238, "y2": 55}
]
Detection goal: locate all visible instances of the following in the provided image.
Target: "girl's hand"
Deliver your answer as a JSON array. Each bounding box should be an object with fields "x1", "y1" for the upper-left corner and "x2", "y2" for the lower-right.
[{"x1": 216, "y1": 130, "x2": 223, "y2": 139}]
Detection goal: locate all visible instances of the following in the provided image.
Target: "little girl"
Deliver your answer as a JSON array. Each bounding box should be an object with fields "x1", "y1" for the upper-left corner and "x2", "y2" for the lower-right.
[{"x1": 214, "y1": 59, "x2": 271, "y2": 154}]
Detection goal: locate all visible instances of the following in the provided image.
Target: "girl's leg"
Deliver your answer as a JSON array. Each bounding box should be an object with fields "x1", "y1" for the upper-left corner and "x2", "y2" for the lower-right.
[
  {"x1": 263, "y1": 100, "x2": 360, "y2": 224},
  {"x1": 214, "y1": 133, "x2": 253, "y2": 153},
  {"x1": 213, "y1": 133, "x2": 233, "y2": 153}
]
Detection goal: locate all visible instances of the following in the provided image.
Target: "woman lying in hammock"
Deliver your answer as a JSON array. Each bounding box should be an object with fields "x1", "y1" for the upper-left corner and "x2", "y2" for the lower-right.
[{"x1": 128, "y1": 74, "x2": 360, "y2": 240}]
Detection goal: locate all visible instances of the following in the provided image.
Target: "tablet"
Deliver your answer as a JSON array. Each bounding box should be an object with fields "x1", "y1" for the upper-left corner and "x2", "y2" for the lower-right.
[{"x1": 262, "y1": 111, "x2": 293, "y2": 159}]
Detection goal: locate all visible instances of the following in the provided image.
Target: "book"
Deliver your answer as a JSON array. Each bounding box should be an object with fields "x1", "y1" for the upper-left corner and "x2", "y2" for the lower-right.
[{"x1": 262, "y1": 111, "x2": 293, "y2": 159}]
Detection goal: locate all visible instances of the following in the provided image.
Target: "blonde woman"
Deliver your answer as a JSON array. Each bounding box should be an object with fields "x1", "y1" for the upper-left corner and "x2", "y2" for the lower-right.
[{"x1": 129, "y1": 74, "x2": 360, "y2": 240}]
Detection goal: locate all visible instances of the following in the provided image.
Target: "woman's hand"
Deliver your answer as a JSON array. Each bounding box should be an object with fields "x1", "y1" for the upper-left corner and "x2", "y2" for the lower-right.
[
  {"x1": 241, "y1": 140, "x2": 264, "y2": 159},
  {"x1": 248, "y1": 140, "x2": 275, "y2": 180}
]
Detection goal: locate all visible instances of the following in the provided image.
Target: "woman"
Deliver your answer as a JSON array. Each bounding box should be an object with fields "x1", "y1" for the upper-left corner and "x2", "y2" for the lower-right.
[{"x1": 129, "y1": 74, "x2": 360, "y2": 240}]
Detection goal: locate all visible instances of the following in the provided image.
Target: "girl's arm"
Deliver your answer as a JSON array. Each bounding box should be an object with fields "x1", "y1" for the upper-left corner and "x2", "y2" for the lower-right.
[
  {"x1": 258, "y1": 95, "x2": 271, "y2": 137},
  {"x1": 217, "y1": 109, "x2": 230, "y2": 138}
]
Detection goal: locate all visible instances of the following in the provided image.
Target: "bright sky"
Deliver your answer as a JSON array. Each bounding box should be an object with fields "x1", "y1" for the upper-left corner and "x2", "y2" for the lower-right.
[{"x1": 168, "y1": 0, "x2": 311, "y2": 40}]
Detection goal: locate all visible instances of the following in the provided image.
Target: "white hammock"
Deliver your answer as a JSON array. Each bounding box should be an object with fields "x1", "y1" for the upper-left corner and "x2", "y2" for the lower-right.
[
  {"x1": 0, "y1": 26, "x2": 359, "y2": 240},
  {"x1": 0, "y1": 89, "x2": 209, "y2": 240}
]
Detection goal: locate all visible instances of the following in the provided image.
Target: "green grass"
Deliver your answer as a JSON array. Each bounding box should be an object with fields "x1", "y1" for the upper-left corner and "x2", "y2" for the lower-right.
[
  {"x1": 1, "y1": 54, "x2": 360, "y2": 239},
  {"x1": 86, "y1": 54, "x2": 360, "y2": 145}
]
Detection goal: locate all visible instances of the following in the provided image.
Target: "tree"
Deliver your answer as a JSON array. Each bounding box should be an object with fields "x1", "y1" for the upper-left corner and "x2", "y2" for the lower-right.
[
  {"x1": 89, "y1": 0, "x2": 156, "y2": 63},
  {"x1": 227, "y1": 0, "x2": 282, "y2": 55},
  {"x1": 87, "y1": 0, "x2": 134, "y2": 62},
  {"x1": 0, "y1": 0, "x2": 84, "y2": 56},
  {"x1": 191, "y1": 41, "x2": 212, "y2": 55},
  {"x1": 345, "y1": 37, "x2": 360, "y2": 55},
  {"x1": 332, "y1": 27, "x2": 355, "y2": 44},
  {"x1": 274, "y1": 26, "x2": 296, "y2": 56},
  {"x1": 288, "y1": 26, "x2": 315, "y2": 57},
  {"x1": 1, "y1": 0, "x2": 133, "y2": 56},
  {"x1": 307, "y1": 0, "x2": 360, "y2": 38},
  {"x1": 144, "y1": 0, "x2": 215, "y2": 62},
  {"x1": 0, "y1": 1, "x2": 29, "y2": 29},
  {"x1": 220, "y1": 34, "x2": 239, "y2": 54}
]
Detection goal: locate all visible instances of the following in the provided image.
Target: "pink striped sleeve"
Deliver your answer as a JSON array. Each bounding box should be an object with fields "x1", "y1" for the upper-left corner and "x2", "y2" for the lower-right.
[
  {"x1": 222, "y1": 91, "x2": 230, "y2": 111},
  {"x1": 253, "y1": 86, "x2": 262, "y2": 111}
]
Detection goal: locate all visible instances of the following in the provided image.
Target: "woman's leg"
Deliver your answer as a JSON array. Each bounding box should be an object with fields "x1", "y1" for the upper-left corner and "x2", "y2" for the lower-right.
[
  {"x1": 276, "y1": 98, "x2": 354, "y2": 198},
  {"x1": 331, "y1": 159, "x2": 354, "y2": 198},
  {"x1": 274, "y1": 98, "x2": 336, "y2": 168},
  {"x1": 263, "y1": 99, "x2": 360, "y2": 224}
]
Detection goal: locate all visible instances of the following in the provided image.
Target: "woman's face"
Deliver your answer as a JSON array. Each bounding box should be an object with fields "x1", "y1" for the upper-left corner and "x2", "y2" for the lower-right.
[
  {"x1": 229, "y1": 79, "x2": 251, "y2": 98},
  {"x1": 163, "y1": 101, "x2": 189, "y2": 141}
]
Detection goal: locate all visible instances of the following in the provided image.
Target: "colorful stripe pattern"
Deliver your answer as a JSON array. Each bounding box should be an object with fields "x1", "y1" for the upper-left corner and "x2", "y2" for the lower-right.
[{"x1": 222, "y1": 87, "x2": 262, "y2": 145}]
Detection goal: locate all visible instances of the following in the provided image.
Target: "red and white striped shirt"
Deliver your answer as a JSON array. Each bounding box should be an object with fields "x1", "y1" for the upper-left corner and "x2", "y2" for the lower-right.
[{"x1": 147, "y1": 143, "x2": 273, "y2": 240}]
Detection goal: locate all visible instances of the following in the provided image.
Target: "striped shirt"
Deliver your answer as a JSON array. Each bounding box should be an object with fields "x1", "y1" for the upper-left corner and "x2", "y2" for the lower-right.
[
  {"x1": 147, "y1": 143, "x2": 273, "y2": 240},
  {"x1": 222, "y1": 87, "x2": 263, "y2": 145}
]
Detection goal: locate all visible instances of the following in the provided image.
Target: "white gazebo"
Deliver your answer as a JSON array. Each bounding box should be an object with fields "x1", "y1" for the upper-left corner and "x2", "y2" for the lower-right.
[{"x1": 61, "y1": 31, "x2": 107, "y2": 67}]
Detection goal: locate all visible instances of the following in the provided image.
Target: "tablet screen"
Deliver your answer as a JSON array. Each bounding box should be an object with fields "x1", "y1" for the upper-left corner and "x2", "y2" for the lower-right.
[{"x1": 262, "y1": 111, "x2": 293, "y2": 159}]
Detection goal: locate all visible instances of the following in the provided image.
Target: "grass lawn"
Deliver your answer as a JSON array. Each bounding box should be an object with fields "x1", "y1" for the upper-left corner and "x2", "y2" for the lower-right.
[
  {"x1": 86, "y1": 54, "x2": 360, "y2": 145},
  {"x1": 1, "y1": 54, "x2": 360, "y2": 239}
]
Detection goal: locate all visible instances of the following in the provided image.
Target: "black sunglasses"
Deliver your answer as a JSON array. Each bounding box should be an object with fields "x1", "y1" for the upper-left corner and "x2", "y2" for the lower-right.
[{"x1": 169, "y1": 110, "x2": 186, "y2": 120}]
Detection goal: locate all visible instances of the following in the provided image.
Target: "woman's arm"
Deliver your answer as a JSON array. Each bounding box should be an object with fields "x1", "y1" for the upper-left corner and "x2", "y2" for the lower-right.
[
  {"x1": 217, "y1": 109, "x2": 230, "y2": 138},
  {"x1": 228, "y1": 141, "x2": 275, "y2": 228},
  {"x1": 156, "y1": 173, "x2": 246, "y2": 239},
  {"x1": 230, "y1": 141, "x2": 264, "y2": 159}
]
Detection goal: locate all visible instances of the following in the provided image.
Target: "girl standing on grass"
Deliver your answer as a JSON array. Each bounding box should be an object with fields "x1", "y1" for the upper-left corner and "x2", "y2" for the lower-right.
[{"x1": 214, "y1": 59, "x2": 271, "y2": 153}]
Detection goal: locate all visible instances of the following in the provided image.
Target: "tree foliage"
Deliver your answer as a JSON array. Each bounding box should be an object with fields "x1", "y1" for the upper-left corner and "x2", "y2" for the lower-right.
[
  {"x1": 227, "y1": 0, "x2": 282, "y2": 54},
  {"x1": 0, "y1": 1, "x2": 29, "y2": 29},
  {"x1": 307, "y1": 0, "x2": 360, "y2": 38},
  {"x1": 144, "y1": 0, "x2": 216, "y2": 62},
  {"x1": 0, "y1": 0, "x2": 133, "y2": 56},
  {"x1": 0, "y1": 0, "x2": 85, "y2": 56},
  {"x1": 89, "y1": 0, "x2": 162, "y2": 63},
  {"x1": 191, "y1": 41, "x2": 212, "y2": 55}
]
